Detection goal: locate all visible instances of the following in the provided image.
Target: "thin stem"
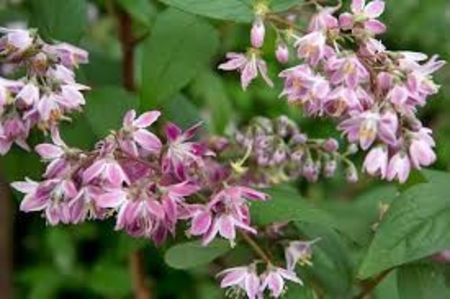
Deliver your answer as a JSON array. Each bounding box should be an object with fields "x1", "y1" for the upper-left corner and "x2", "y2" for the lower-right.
[
  {"x1": 130, "y1": 252, "x2": 152, "y2": 299},
  {"x1": 354, "y1": 269, "x2": 393, "y2": 299},
  {"x1": 239, "y1": 231, "x2": 272, "y2": 264}
]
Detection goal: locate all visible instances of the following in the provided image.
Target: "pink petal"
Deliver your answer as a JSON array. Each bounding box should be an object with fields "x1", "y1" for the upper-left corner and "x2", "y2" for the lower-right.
[
  {"x1": 351, "y1": 0, "x2": 365, "y2": 13},
  {"x1": 82, "y1": 160, "x2": 106, "y2": 183},
  {"x1": 364, "y1": 0, "x2": 385, "y2": 18},
  {"x1": 20, "y1": 194, "x2": 48, "y2": 212},
  {"x1": 96, "y1": 190, "x2": 126, "y2": 208},
  {"x1": 364, "y1": 19, "x2": 386, "y2": 35},
  {"x1": 220, "y1": 269, "x2": 246, "y2": 288},
  {"x1": 35, "y1": 144, "x2": 63, "y2": 160},
  {"x1": 123, "y1": 109, "x2": 136, "y2": 127},
  {"x1": 11, "y1": 180, "x2": 37, "y2": 193},
  {"x1": 218, "y1": 215, "x2": 236, "y2": 240},
  {"x1": 190, "y1": 210, "x2": 212, "y2": 236},
  {"x1": 165, "y1": 122, "x2": 182, "y2": 142},
  {"x1": 133, "y1": 129, "x2": 162, "y2": 152},
  {"x1": 145, "y1": 199, "x2": 165, "y2": 218},
  {"x1": 133, "y1": 111, "x2": 161, "y2": 128}
]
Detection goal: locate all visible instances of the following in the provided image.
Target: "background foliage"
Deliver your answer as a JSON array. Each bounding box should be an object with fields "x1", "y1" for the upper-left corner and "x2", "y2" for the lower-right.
[{"x1": 1, "y1": 0, "x2": 450, "y2": 298}]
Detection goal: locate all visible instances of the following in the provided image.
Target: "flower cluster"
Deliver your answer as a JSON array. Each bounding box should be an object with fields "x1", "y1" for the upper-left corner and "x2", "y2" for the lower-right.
[
  {"x1": 12, "y1": 110, "x2": 269, "y2": 246},
  {"x1": 219, "y1": 0, "x2": 445, "y2": 184},
  {"x1": 231, "y1": 115, "x2": 357, "y2": 184},
  {"x1": 0, "y1": 28, "x2": 89, "y2": 155},
  {"x1": 217, "y1": 239, "x2": 318, "y2": 299}
]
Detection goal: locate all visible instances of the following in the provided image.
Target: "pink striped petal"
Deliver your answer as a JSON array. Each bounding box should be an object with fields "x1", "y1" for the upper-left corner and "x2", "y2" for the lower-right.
[
  {"x1": 96, "y1": 190, "x2": 126, "y2": 208},
  {"x1": 35, "y1": 144, "x2": 63, "y2": 159},
  {"x1": 364, "y1": 0, "x2": 385, "y2": 18},
  {"x1": 133, "y1": 129, "x2": 162, "y2": 152},
  {"x1": 133, "y1": 111, "x2": 161, "y2": 128}
]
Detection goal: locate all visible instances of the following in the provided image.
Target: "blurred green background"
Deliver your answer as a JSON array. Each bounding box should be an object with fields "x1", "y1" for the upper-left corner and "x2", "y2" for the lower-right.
[{"x1": 0, "y1": 0, "x2": 449, "y2": 298}]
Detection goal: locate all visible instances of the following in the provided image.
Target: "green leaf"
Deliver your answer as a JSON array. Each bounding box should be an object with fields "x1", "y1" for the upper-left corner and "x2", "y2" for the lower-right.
[
  {"x1": 358, "y1": 170, "x2": 450, "y2": 279},
  {"x1": 159, "y1": 0, "x2": 302, "y2": 23},
  {"x1": 251, "y1": 185, "x2": 338, "y2": 228},
  {"x1": 397, "y1": 264, "x2": 450, "y2": 299},
  {"x1": 116, "y1": 0, "x2": 156, "y2": 27},
  {"x1": 296, "y1": 223, "x2": 354, "y2": 298},
  {"x1": 190, "y1": 70, "x2": 233, "y2": 134},
  {"x1": 159, "y1": 0, "x2": 253, "y2": 23},
  {"x1": 164, "y1": 240, "x2": 231, "y2": 269},
  {"x1": 284, "y1": 285, "x2": 316, "y2": 299},
  {"x1": 89, "y1": 262, "x2": 132, "y2": 297},
  {"x1": 28, "y1": 0, "x2": 87, "y2": 43},
  {"x1": 326, "y1": 186, "x2": 399, "y2": 246},
  {"x1": 140, "y1": 8, "x2": 219, "y2": 109},
  {"x1": 163, "y1": 94, "x2": 202, "y2": 129},
  {"x1": 85, "y1": 86, "x2": 139, "y2": 138},
  {"x1": 46, "y1": 228, "x2": 76, "y2": 274}
]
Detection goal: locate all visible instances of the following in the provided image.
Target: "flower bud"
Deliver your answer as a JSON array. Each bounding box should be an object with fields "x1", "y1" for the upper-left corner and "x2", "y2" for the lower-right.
[
  {"x1": 346, "y1": 164, "x2": 359, "y2": 183},
  {"x1": 250, "y1": 18, "x2": 265, "y2": 48},
  {"x1": 324, "y1": 160, "x2": 337, "y2": 178},
  {"x1": 275, "y1": 43, "x2": 289, "y2": 64},
  {"x1": 322, "y1": 138, "x2": 339, "y2": 152}
]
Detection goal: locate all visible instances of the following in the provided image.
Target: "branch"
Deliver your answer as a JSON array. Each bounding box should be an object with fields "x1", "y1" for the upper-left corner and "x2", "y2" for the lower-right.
[
  {"x1": 239, "y1": 231, "x2": 272, "y2": 264},
  {"x1": 0, "y1": 176, "x2": 13, "y2": 299},
  {"x1": 354, "y1": 269, "x2": 393, "y2": 299}
]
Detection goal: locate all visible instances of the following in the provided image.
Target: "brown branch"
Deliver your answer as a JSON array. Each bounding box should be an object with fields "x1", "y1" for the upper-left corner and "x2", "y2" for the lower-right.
[
  {"x1": 117, "y1": 8, "x2": 136, "y2": 92},
  {"x1": 0, "y1": 176, "x2": 13, "y2": 299},
  {"x1": 354, "y1": 269, "x2": 393, "y2": 299},
  {"x1": 116, "y1": 6, "x2": 151, "y2": 299}
]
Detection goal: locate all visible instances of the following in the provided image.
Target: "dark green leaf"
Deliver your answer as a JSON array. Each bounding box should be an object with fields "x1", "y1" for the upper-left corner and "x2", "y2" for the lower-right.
[
  {"x1": 190, "y1": 70, "x2": 233, "y2": 133},
  {"x1": 163, "y1": 94, "x2": 202, "y2": 129},
  {"x1": 251, "y1": 185, "x2": 338, "y2": 228},
  {"x1": 164, "y1": 240, "x2": 231, "y2": 269},
  {"x1": 89, "y1": 261, "x2": 132, "y2": 296},
  {"x1": 358, "y1": 170, "x2": 450, "y2": 279},
  {"x1": 397, "y1": 263, "x2": 450, "y2": 299},
  {"x1": 116, "y1": 0, "x2": 156, "y2": 26},
  {"x1": 85, "y1": 86, "x2": 139, "y2": 138},
  {"x1": 159, "y1": 0, "x2": 303, "y2": 23},
  {"x1": 140, "y1": 8, "x2": 219, "y2": 109},
  {"x1": 28, "y1": 0, "x2": 87, "y2": 43}
]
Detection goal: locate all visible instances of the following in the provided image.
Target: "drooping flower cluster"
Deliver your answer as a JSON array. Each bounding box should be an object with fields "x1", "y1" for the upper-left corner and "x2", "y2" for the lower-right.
[
  {"x1": 0, "y1": 28, "x2": 89, "y2": 154},
  {"x1": 219, "y1": 0, "x2": 446, "y2": 184},
  {"x1": 217, "y1": 239, "x2": 318, "y2": 299},
  {"x1": 12, "y1": 110, "x2": 270, "y2": 246}
]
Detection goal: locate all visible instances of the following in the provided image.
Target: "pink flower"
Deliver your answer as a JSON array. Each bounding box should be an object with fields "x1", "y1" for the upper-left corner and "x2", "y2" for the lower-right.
[
  {"x1": 218, "y1": 52, "x2": 273, "y2": 90},
  {"x1": 35, "y1": 128, "x2": 72, "y2": 178},
  {"x1": 324, "y1": 86, "x2": 362, "y2": 117},
  {"x1": 408, "y1": 128, "x2": 436, "y2": 169},
  {"x1": 250, "y1": 18, "x2": 265, "y2": 48},
  {"x1": 327, "y1": 55, "x2": 369, "y2": 88},
  {"x1": 339, "y1": 0, "x2": 386, "y2": 35},
  {"x1": 0, "y1": 28, "x2": 33, "y2": 56},
  {"x1": 121, "y1": 109, "x2": 162, "y2": 156},
  {"x1": 275, "y1": 43, "x2": 289, "y2": 64},
  {"x1": 195, "y1": 186, "x2": 267, "y2": 245},
  {"x1": 0, "y1": 115, "x2": 30, "y2": 155},
  {"x1": 13, "y1": 178, "x2": 77, "y2": 225},
  {"x1": 295, "y1": 31, "x2": 329, "y2": 66},
  {"x1": 279, "y1": 64, "x2": 330, "y2": 115},
  {"x1": 163, "y1": 122, "x2": 210, "y2": 180},
  {"x1": 363, "y1": 145, "x2": 388, "y2": 179},
  {"x1": 308, "y1": 7, "x2": 339, "y2": 31},
  {"x1": 69, "y1": 185, "x2": 107, "y2": 223},
  {"x1": 285, "y1": 239, "x2": 320, "y2": 270},
  {"x1": 15, "y1": 83, "x2": 39, "y2": 106},
  {"x1": 260, "y1": 266, "x2": 302, "y2": 298},
  {"x1": 387, "y1": 152, "x2": 411, "y2": 183},
  {"x1": 43, "y1": 42, "x2": 89, "y2": 68},
  {"x1": 217, "y1": 265, "x2": 260, "y2": 299},
  {"x1": 82, "y1": 157, "x2": 129, "y2": 187}
]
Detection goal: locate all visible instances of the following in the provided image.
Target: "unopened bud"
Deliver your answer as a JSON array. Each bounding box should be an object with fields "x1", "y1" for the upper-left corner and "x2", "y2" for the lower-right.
[
  {"x1": 276, "y1": 43, "x2": 289, "y2": 64},
  {"x1": 251, "y1": 18, "x2": 265, "y2": 48},
  {"x1": 322, "y1": 138, "x2": 339, "y2": 152}
]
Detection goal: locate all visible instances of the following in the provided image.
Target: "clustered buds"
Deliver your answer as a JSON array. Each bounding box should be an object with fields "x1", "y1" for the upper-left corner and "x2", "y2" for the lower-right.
[
  {"x1": 232, "y1": 115, "x2": 355, "y2": 184},
  {"x1": 0, "y1": 28, "x2": 89, "y2": 155},
  {"x1": 219, "y1": 0, "x2": 446, "y2": 184}
]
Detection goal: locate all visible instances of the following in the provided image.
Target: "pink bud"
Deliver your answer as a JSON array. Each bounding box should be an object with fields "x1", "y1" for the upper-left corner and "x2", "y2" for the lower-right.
[
  {"x1": 250, "y1": 18, "x2": 265, "y2": 48},
  {"x1": 275, "y1": 43, "x2": 289, "y2": 63}
]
